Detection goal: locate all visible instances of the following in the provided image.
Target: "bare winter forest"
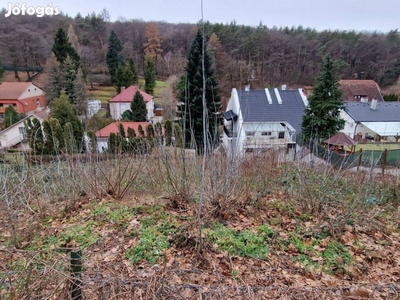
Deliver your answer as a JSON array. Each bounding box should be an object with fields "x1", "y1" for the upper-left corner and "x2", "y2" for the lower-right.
[{"x1": 1, "y1": 9, "x2": 400, "y2": 97}]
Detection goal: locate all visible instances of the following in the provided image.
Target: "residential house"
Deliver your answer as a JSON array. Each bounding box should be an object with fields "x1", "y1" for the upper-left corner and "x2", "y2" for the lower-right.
[
  {"x1": 0, "y1": 109, "x2": 49, "y2": 151},
  {"x1": 0, "y1": 82, "x2": 46, "y2": 120},
  {"x1": 339, "y1": 79, "x2": 384, "y2": 102},
  {"x1": 222, "y1": 87, "x2": 308, "y2": 156},
  {"x1": 95, "y1": 121, "x2": 149, "y2": 152},
  {"x1": 109, "y1": 86, "x2": 154, "y2": 121},
  {"x1": 341, "y1": 100, "x2": 400, "y2": 142}
]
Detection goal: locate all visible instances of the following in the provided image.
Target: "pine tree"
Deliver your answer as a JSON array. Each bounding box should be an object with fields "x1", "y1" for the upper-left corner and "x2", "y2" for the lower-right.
[
  {"x1": 106, "y1": 30, "x2": 123, "y2": 84},
  {"x1": 52, "y1": 28, "x2": 80, "y2": 68},
  {"x1": 45, "y1": 54, "x2": 65, "y2": 104},
  {"x1": 301, "y1": 54, "x2": 345, "y2": 142},
  {"x1": 176, "y1": 29, "x2": 222, "y2": 152},
  {"x1": 126, "y1": 58, "x2": 138, "y2": 84},
  {"x1": 144, "y1": 53, "x2": 156, "y2": 95},
  {"x1": 131, "y1": 90, "x2": 147, "y2": 122},
  {"x1": 64, "y1": 56, "x2": 77, "y2": 104}
]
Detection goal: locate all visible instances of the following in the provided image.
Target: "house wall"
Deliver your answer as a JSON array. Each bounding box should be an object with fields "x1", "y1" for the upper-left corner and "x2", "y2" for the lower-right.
[
  {"x1": 0, "y1": 121, "x2": 28, "y2": 149},
  {"x1": 97, "y1": 138, "x2": 108, "y2": 153},
  {"x1": 341, "y1": 112, "x2": 358, "y2": 138},
  {"x1": 109, "y1": 100, "x2": 154, "y2": 121},
  {"x1": 0, "y1": 95, "x2": 46, "y2": 116},
  {"x1": 340, "y1": 111, "x2": 397, "y2": 142}
]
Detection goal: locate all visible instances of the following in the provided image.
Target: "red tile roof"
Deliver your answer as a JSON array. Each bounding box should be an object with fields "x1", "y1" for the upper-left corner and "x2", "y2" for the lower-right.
[
  {"x1": 339, "y1": 80, "x2": 384, "y2": 102},
  {"x1": 95, "y1": 122, "x2": 149, "y2": 138},
  {"x1": 0, "y1": 82, "x2": 41, "y2": 100},
  {"x1": 109, "y1": 86, "x2": 153, "y2": 103}
]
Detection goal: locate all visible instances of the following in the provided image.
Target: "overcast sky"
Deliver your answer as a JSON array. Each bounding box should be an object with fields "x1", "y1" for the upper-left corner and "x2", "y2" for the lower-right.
[{"x1": 3, "y1": 0, "x2": 399, "y2": 33}]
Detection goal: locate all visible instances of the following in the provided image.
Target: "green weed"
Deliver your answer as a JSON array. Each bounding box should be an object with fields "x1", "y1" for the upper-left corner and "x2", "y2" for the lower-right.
[{"x1": 205, "y1": 223, "x2": 270, "y2": 259}]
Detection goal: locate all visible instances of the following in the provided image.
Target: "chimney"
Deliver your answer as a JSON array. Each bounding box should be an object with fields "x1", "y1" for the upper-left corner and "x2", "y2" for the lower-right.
[
  {"x1": 281, "y1": 84, "x2": 287, "y2": 90},
  {"x1": 370, "y1": 98, "x2": 378, "y2": 110},
  {"x1": 121, "y1": 86, "x2": 126, "y2": 91},
  {"x1": 244, "y1": 85, "x2": 250, "y2": 91}
]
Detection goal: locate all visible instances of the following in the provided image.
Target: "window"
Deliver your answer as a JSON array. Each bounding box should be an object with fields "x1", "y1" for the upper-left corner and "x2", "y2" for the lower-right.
[
  {"x1": 36, "y1": 100, "x2": 40, "y2": 107},
  {"x1": 261, "y1": 132, "x2": 271, "y2": 136},
  {"x1": 246, "y1": 131, "x2": 255, "y2": 136},
  {"x1": 278, "y1": 132, "x2": 285, "y2": 139}
]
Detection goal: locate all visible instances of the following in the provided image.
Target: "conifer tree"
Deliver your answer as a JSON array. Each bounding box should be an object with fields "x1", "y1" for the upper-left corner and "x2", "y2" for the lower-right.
[
  {"x1": 127, "y1": 127, "x2": 136, "y2": 138},
  {"x1": 45, "y1": 54, "x2": 65, "y2": 104},
  {"x1": 52, "y1": 27, "x2": 80, "y2": 68},
  {"x1": 301, "y1": 54, "x2": 345, "y2": 142},
  {"x1": 176, "y1": 29, "x2": 222, "y2": 152},
  {"x1": 3, "y1": 106, "x2": 23, "y2": 128},
  {"x1": 49, "y1": 94, "x2": 84, "y2": 152},
  {"x1": 72, "y1": 67, "x2": 88, "y2": 116},
  {"x1": 106, "y1": 30, "x2": 123, "y2": 84},
  {"x1": 144, "y1": 53, "x2": 156, "y2": 95},
  {"x1": 0, "y1": 56, "x2": 4, "y2": 81}
]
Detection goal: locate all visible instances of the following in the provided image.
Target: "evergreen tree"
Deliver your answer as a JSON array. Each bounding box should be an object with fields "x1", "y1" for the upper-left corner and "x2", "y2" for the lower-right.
[
  {"x1": 49, "y1": 93, "x2": 84, "y2": 152},
  {"x1": 301, "y1": 54, "x2": 345, "y2": 142},
  {"x1": 0, "y1": 56, "x2": 4, "y2": 81},
  {"x1": 127, "y1": 127, "x2": 136, "y2": 138},
  {"x1": 86, "y1": 131, "x2": 97, "y2": 153},
  {"x1": 52, "y1": 28, "x2": 80, "y2": 68},
  {"x1": 164, "y1": 120, "x2": 173, "y2": 146},
  {"x1": 64, "y1": 55, "x2": 77, "y2": 104},
  {"x1": 126, "y1": 58, "x2": 138, "y2": 84},
  {"x1": 3, "y1": 106, "x2": 24, "y2": 128},
  {"x1": 115, "y1": 58, "x2": 139, "y2": 93},
  {"x1": 72, "y1": 67, "x2": 88, "y2": 116},
  {"x1": 106, "y1": 30, "x2": 123, "y2": 84},
  {"x1": 48, "y1": 117, "x2": 64, "y2": 152},
  {"x1": 122, "y1": 90, "x2": 148, "y2": 122},
  {"x1": 174, "y1": 123, "x2": 184, "y2": 148},
  {"x1": 25, "y1": 118, "x2": 45, "y2": 154},
  {"x1": 42, "y1": 120, "x2": 55, "y2": 154},
  {"x1": 45, "y1": 54, "x2": 65, "y2": 104},
  {"x1": 138, "y1": 124, "x2": 145, "y2": 137},
  {"x1": 176, "y1": 29, "x2": 222, "y2": 152},
  {"x1": 146, "y1": 123, "x2": 155, "y2": 140},
  {"x1": 144, "y1": 53, "x2": 156, "y2": 95}
]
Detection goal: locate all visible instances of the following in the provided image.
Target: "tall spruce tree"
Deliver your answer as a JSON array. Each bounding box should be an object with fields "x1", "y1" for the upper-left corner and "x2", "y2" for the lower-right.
[
  {"x1": 121, "y1": 90, "x2": 147, "y2": 122},
  {"x1": 176, "y1": 30, "x2": 222, "y2": 152},
  {"x1": 106, "y1": 30, "x2": 124, "y2": 84},
  {"x1": 144, "y1": 53, "x2": 156, "y2": 95},
  {"x1": 52, "y1": 28, "x2": 80, "y2": 68},
  {"x1": 301, "y1": 54, "x2": 345, "y2": 142}
]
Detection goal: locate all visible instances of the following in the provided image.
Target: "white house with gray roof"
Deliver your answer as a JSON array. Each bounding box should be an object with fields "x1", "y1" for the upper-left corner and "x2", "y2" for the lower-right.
[
  {"x1": 222, "y1": 87, "x2": 308, "y2": 156},
  {"x1": 341, "y1": 100, "x2": 400, "y2": 142}
]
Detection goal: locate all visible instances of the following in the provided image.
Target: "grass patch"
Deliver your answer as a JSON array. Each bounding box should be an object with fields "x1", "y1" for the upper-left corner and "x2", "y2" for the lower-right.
[
  {"x1": 355, "y1": 143, "x2": 400, "y2": 151},
  {"x1": 205, "y1": 223, "x2": 271, "y2": 259},
  {"x1": 87, "y1": 86, "x2": 116, "y2": 103},
  {"x1": 321, "y1": 240, "x2": 352, "y2": 275}
]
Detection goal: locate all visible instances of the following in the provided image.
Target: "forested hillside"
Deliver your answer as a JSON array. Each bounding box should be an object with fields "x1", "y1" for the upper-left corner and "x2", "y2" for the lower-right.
[{"x1": 1, "y1": 9, "x2": 400, "y2": 97}]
